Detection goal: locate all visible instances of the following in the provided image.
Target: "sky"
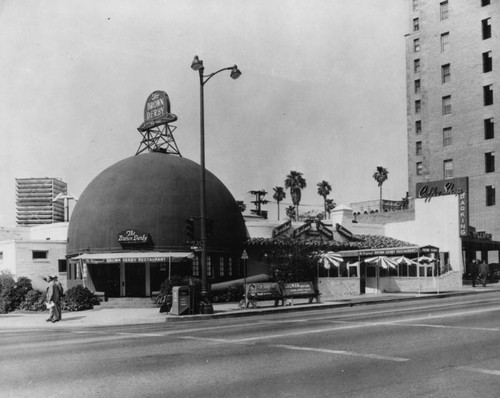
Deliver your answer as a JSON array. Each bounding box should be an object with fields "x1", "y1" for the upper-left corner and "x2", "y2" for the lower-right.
[{"x1": 0, "y1": 0, "x2": 409, "y2": 226}]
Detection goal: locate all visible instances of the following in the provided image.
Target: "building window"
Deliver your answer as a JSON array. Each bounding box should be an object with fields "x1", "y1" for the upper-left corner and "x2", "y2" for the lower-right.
[
  {"x1": 443, "y1": 127, "x2": 452, "y2": 146},
  {"x1": 207, "y1": 256, "x2": 212, "y2": 277},
  {"x1": 413, "y1": 18, "x2": 420, "y2": 32},
  {"x1": 228, "y1": 257, "x2": 233, "y2": 277},
  {"x1": 32, "y1": 250, "x2": 48, "y2": 260},
  {"x1": 415, "y1": 100, "x2": 421, "y2": 114},
  {"x1": 440, "y1": 32, "x2": 450, "y2": 52},
  {"x1": 414, "y1": 38, "x2": 420, "y2": 52},
  {"x1": 440, "y1": 1, "x2": 449, "y2": 21},
  {"x1": 413, "y1": 0, "x2": 419, "y2": 12},
  {"x1": 219, "y1": 257, "x2": 225, "y2": 277},
  {"x1": 482, "y1": 18, "x2": 492, "y2": 40},
  {"x1": 416, "y1": 120, "x2": 422, "y2": 134},
  {"x1": 414, "y1": 79, "x2": 421, "y2": 94},
  {"x1": 416, "y1": 141, "x2": 422, "y2": 155},
  {"x1": 442, "y1": 96, "x2": 451, "y2": 115},
  {"x1": 483, "y1": 52, "x2": 492, "y2": 73},
  {"x1": 485, "y1": 118, "x2": 494, "y2": 139},
  {"x1": 485, "y1": 152, "x2": 495, "y2": 173},
  {"x1": 58, "y1": 259, "x2": 67, "y2": 273},
  {"x1": 192, "y1": 256, "x2": 200, "y2": 277},
  {"x1": 441, "y1": 64, "x2": 450, "y2": 83},
  {"x1": 444, "y1": 159, "x2": 453, "y2": 179},
  {"x1": 416, "y1": 162, "x2": 423, "y2": 176},
  {"x1": 414, "y1": 59, "x2": 420, "y2": 73},
  {"x1": 484, "y1": 85, "x2": 493, "y2": 106},
  {"x1": 482, "y1": 0, "x2": 490, "y2": 6},
  {"x1": 486, "y1": 185, "x2": 496, "y2": 206}
]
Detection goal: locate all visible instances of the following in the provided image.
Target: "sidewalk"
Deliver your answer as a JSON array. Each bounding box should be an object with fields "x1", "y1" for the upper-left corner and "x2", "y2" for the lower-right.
[{"x1": 1, "y1": 286, "x2": 498, "y2": 329}]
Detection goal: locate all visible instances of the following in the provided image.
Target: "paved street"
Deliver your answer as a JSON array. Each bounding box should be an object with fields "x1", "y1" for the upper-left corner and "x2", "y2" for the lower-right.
[{"x1": 1, "y1": 292, "x2": 500, "y2": 397}]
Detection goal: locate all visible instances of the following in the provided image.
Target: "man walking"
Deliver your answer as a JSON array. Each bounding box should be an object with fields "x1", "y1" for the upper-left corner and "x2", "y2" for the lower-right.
[
  {"x1": 46, "y1": 275, "x2": 64, "y2": 323},
  {"x1": 479, "y1": 260, "x2": 489, "y2": 287},
  {"x1": 471, "y1": 259, "x2": 479, "y2": 287}
]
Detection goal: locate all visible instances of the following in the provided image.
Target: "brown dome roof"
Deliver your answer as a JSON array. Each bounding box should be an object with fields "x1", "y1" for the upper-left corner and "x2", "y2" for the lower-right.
[{"x1": 67, "y1": 152, "x2": 247, "y2": 255}]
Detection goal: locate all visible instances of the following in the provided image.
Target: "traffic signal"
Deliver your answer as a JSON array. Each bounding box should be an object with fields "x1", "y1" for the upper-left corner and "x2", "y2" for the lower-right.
[
  {"x1": 206, "y1": 218, "x2": 214, "y2": 239},
  {"x1": 185, "y1": 218, "x2": 194, "y2": 240}
]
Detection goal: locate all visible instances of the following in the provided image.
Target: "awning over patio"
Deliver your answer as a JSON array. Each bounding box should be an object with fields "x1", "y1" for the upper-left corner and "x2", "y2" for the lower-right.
[{"x1": 71, "y1": 252, "x2": 194, "y2": 264}]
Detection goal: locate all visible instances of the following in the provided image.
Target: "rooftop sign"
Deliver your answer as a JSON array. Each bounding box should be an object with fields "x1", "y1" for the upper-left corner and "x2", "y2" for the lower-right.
[
  {"x1": 416, "y1": 177, "x2": 469, "y2": 237},
  {"x1": 138, "y1": 91, "x2": 178, "y2": 131}
]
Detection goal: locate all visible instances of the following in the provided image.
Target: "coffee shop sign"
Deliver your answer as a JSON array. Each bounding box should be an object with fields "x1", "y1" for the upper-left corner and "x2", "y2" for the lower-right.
[{"x1": 417, "y1": 180, "x2": 465, "y2": 203}]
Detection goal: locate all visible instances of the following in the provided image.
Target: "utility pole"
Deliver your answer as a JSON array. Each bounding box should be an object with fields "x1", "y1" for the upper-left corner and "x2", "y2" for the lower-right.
[{"x1": 250, "y1": 189, "x2": 268, "y2": 219}]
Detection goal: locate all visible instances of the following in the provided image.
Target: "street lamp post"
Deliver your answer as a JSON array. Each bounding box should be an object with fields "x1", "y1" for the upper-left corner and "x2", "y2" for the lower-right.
[{"x1": 191, "y1": 55, "x2": 241, "y2": 314}]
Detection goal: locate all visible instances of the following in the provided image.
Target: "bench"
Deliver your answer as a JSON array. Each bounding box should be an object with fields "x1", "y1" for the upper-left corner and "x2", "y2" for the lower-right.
[
  {"x1": 281, "y1": 282, "x2": 320, "y2": 306},
  {"x1": 242, "y1": 282, "x2": 283, "y2": 308},
  {"x1": 240, "y1": 282, "x2": 320, "y2": 308}
]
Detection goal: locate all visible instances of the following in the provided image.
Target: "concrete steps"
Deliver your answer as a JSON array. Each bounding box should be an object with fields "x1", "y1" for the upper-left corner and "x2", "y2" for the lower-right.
[{"x1": 98, "y1": 297, "x2": 159, "y2": 308}]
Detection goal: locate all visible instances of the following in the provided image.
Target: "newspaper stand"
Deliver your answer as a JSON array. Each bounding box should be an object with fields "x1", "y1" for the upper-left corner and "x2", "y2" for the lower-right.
[{"x1": 171, "y1": 286, "x2": 191, "y2": 316}]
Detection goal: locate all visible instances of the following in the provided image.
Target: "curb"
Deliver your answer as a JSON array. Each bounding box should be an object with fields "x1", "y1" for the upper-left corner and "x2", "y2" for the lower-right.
[{"x1": 165, "y1": 289, "x2": 495, "y2": 322}]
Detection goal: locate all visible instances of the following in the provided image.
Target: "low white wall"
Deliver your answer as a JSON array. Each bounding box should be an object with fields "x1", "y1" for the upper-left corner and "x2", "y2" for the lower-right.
[
  {"x1": 317, "y1": 271, "x2": 462, "y2": 298},
  {"x1": 368, "y1": 272, "x2": 462, "y2": 293},
  {"x1": 318, "y1": 277, "x2": 360, "y2": 298},
  {"x1": 385, "y1": 196, "x2": 463, "y2": 274}
]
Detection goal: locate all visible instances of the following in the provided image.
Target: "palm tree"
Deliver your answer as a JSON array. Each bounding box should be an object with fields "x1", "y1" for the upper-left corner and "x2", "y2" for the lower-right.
[
  {"x1": 325, "y1": 198, "x2": 336, "y2": 219},
  {"x1": 317, "y1": 180, "x2": 332, "y2": 219},
  {"x1": 372, "y1": 166, "x2": 389, "y2": 212},
  {"x1": 286, "y1": 205, "x2": 296, "y2": 221},
  {"x1": 284, "y1": 171, "x2": 306, "y2": 221},
  {"x1": 273, "y1": 186, "x2": 286, "y2": 221}
]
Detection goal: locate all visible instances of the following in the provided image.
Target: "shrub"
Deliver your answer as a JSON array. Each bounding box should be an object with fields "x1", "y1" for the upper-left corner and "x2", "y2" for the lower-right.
[
  {"x1": 20, "y1": 290, "x2": 46, "y2": 311},
  {"x1": 0, "y1": 271, "x2": 15, "y2": 293},
  {"x1": 61, "y1": 285, "x2": 101, "y2": 312},
  {"x1": 155, "y1": 275, "x2": 190, "y2": 305},
  {"x1": 0, "y1": 274, "x2": 33, "y2": 314},
  {"x1": 211, "y1": 284, "x2": 244, "y2": 303}
]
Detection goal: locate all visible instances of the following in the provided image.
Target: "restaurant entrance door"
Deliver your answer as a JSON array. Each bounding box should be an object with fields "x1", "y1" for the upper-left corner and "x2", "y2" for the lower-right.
[{"x1": 125, "y1": 262, "x2": 146, "y2": 297}]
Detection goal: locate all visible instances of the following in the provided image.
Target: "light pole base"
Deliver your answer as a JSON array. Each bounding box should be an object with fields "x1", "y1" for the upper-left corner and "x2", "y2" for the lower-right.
[{"x1": 199, "y1": 300, "x2": 214, "y2": 315}]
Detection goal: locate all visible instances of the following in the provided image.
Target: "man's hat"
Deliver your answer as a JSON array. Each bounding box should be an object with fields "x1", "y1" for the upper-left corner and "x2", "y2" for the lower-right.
[
  {"x1": 52, "y1": 275, "x2": 59, "y2": 279},
  {"x1": 45, "y1": 275, "x2": 53, "y2": 282}
]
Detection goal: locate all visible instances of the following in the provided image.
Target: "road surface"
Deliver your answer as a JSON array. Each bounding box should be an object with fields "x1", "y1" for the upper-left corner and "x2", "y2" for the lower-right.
[{"x1": 1, "y1": 292, "x2": 500, "y2": 397}]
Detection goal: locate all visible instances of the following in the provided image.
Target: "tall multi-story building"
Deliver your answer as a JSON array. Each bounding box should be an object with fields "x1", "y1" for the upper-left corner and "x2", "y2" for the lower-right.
[
  {"x1": 16, "y1": 178, "x2": 67, "y2": 226},
  {"x1": 406, "y1": 0, "x2": 500, "y2": 240}
]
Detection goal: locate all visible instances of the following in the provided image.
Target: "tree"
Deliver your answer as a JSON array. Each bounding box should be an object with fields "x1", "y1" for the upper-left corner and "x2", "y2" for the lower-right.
[
  {"x1": 325, "y1": 198, "x2": 336, "y2": 219},
  {"x1": 273, "y1": 186, "x2": 286, "y2": 220},
  {"x1": 284, "y1": 171, "x2": 306, "y2": 221},
  {"x1": 316, "y1": 180, "x2": 332, "y2": 219},
  {"x1": 286, "y1": 205, "x2": 296, "y2": 221},
  {"x1": 372, "y1": 166, "x2": 389, "y2": 212}
]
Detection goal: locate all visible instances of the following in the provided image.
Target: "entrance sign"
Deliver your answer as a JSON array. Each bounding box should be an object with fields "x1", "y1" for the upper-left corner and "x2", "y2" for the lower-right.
[
  {"x1": 272, "y1": 220, "x2": 291, "y2": 237},
  {"x1": 416, "y1": 177, "x2": 469, "y2": 237},
  {"x1": 292, "y1": 221, "x2": 312, "y2": 238},
  {"x1": 318, "y1": 222, "x2": 333, "y2": 239},
  {"x1": 241, "y1": 250, "x2": 249, "y2": 260}
]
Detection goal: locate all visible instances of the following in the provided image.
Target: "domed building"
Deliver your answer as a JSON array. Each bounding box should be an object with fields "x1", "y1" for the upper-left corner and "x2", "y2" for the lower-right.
[{"x1": 67, "y1": 151, "x2": 247, "y2": 297}]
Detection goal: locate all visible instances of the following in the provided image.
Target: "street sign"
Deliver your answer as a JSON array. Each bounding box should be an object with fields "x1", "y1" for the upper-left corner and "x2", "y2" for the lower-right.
[{"x1": 241, "y1": 250, "x2": 248, "y2": 260}]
